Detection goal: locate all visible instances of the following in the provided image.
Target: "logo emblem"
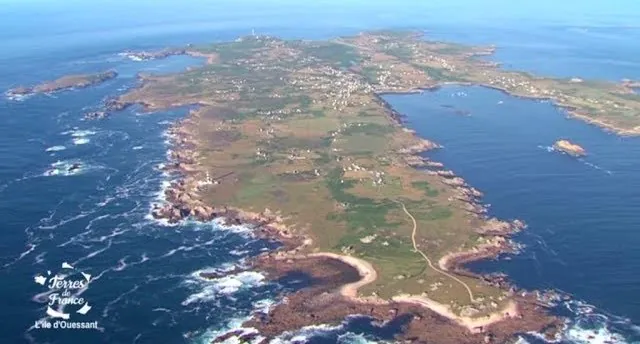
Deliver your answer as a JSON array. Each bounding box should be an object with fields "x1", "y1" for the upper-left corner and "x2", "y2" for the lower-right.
[{"x1": 33, "y1": 262, "x2": 99, "y2": 329}]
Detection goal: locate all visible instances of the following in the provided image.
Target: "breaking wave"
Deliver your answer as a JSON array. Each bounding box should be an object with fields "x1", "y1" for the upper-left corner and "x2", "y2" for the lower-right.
[
  {"x1": 45, "y1": 145, "x2": 66, "y2": 152},
  {"x1": 182, "y1": 269, "x2": 266, "y2": 305}
]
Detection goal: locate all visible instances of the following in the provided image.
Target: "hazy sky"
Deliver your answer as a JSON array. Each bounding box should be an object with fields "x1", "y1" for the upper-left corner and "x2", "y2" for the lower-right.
[
  {"x1": 1, "y1": 0, "x2": 639, "y2": 25},
  {"x1": 1, "y1": 0, "x2": 639, "y2": 40}
]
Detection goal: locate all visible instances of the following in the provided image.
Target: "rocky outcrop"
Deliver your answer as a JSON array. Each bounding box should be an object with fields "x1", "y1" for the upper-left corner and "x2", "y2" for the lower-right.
[
  {"x1": 425, "y1": 160, "x2": 444, "y2": 168},
  {"x1": 7, "y1": 86, "x2": 31, "y2": 96},
  {"x1": 442, "y1": 176, "x2": 466, "y2": 187},
  {"x1": 404, "y1": 155, "x2": 427, "y2": 167},
  {"x1": 553, "y1": 139, "x2": 586, "y2": 157},
  {"x1": 476, "y1": 218, "x2": 526, "y2": 236},
  {"x1": 84, "y1": 111, "x2": 109, "y2": 120},
  {"x1": 121, "y1": 48, "x2": 187, "y2": 61},
  {"x1": 227, "y1": 254, "x2": 562, "y2": 344},
  {"x1": 437, "y1": 170, "x2": 456, "y2": 177},
  {"x1": 622, "y1": 79, "x2": 640, "y2": 89},
  {"x1": 104, "y1": 97, "x2": 133, "y2": 112},
  {"x1": 7, "y1": 70, "x2": 118, "y2": 96},
  {"x1": 398, "y1": 138, "x2": 441, "y2": 154}
]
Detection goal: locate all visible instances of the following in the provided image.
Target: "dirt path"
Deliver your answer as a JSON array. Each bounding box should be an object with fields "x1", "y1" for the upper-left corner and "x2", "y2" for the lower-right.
[{"x1": 395, "y1": 200, "x2": 476, "y2": 303}]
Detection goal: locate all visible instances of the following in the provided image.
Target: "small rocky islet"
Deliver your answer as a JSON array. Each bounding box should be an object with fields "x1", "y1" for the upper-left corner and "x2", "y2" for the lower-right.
[
  {"x1": 6, "y1": 70, "x2": 118, "y2": 97},
  {"x1": 553, "y1": 139, "x2": 587, "y2": 157}
]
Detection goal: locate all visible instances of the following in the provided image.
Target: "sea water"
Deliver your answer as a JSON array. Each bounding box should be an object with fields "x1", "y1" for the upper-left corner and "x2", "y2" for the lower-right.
[
  {"x1": 2, "y1": 1, "x2": 640, "y2": 343},
  {"x1": 384, "y1": 86, "x2": 640, "y2": 343}
]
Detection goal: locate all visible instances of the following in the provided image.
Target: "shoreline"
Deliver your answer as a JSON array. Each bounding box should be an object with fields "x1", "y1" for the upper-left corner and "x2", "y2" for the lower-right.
[
  {"x1": 6, "y1": 70, "x2": 118, "y2": 98},
  {"x1": 393, "y1": 296, "x2": 519, "y2": 332},
  {"x1": 306, "y1": 252, "x2": 379, "y2": 300},
  {"x1": 112, "y1": 38, "x2": 576, "y2": 341},
  {"x1": 377, "y1": 82, "x2": 640, "y2": 136},
  {"x1": 243, "y1": 251, "x2": 561, "y2": 343},
  {"x1": 293, "y1": 251, "x2": 524, "y2": 332},
  {"x1": 147, "y1": 86, "x2": 550, "y2": 340},
  {"x1": 150, "y1": 101, "x2": 548, "y2": 340},
  {"x1": 114, "y1": 45, "x2": 640, "y2": 137}
]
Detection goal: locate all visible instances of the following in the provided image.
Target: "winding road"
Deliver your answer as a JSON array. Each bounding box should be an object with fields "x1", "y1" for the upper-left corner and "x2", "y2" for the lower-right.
[{"x1": 395, "y1": 200, "x2": 476, "y2": 303}]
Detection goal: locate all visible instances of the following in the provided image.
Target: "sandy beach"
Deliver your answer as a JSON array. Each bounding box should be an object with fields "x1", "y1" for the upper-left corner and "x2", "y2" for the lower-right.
[
  {"x1": 307, "y1": 252, "x2": 378, "y2": 299},
  {"x1": 307, "y1": 251, "x2": 520, "y2": 332},
  {"x1": 393, "y1": 295, "x2": 520, "y2": 332}
]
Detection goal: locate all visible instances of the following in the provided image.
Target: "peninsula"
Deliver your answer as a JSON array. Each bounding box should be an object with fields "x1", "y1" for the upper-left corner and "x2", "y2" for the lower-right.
[
  {"x1": 93, "y1": 30, "x2": 640, "y2": 342},
  {"x1": 7, "y1": 70, "x2": 117, "y2": 96}
]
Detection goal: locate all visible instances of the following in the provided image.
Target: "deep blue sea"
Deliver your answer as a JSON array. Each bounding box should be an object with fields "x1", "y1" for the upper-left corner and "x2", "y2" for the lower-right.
[{"x1": 1, "y1": 1, "x2": 639, "y2": 343}]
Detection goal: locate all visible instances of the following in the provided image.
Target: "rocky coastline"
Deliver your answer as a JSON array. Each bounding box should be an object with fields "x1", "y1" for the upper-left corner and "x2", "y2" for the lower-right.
[
  {"x1": 418, "y1": 81, "x2": 640, "y2": 136},
  {"x1": 148, "y1": 114, "x2": 302, "y2": 252},
  {"x1": 6, "y1": 70, "x2": 117, "y2": 97},
  {"x1": 622, "y1": 79, "x2": 640, "y2": 89},
  {"x1": 136, "y1": 94, "x2": 560, "y2": 343},
  {"x1": 121, "y1": 47, "x2": 220, "y2": 65},
  {"x1": 135, "y1": 45, "x2": 564, "y2": 343},
  {"x1": 208, "y1": 255, "x2": 561, "y2": 344},
  {"x1": 120, "y1": 48, "x2": 187, "y2": 61}
]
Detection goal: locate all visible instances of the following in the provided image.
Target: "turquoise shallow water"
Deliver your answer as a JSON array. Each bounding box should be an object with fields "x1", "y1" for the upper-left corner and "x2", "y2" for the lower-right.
[{"x1": 1, "y1": 1, "x2": 640, "y2": 343}]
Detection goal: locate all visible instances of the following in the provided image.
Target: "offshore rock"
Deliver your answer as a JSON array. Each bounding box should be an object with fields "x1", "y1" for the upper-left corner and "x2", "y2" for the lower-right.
[
  {"x1": 8, "y1": 70, "x2": 118, "y2": 96},
  {"x1": 104, "y1": 97, "x2": 132, "y2": 112},
  {"x1": 84, "y1": 111, "x2": 109, "y2": 120},
  {"x1": 553, "y1": 139, "x2": 586, "y2": 157}
]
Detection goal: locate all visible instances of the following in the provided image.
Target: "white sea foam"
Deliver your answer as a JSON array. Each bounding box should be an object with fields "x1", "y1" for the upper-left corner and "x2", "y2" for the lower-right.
[
  {"x1": 268, "y1": 316, "x2": 394, "y2": 344},
  {"x1": 520, "y1": 298, "x2": 639, "y2": 344},
  {"x1": 43, "y1": 160, "x2": 85, "y2": 177},
  {"x1": 563, "y1": 326, "x2": 626, "y2": 344},
  {"x1": 252, "y1": 298, "x2": 276, "y2": 315},
  {"x1": 229, "y1": 249, "x2": 250, "y2": 256},
  {"x1": 210, "y1": 218, "x2": 255, "y2": 235},
  {"x1": 193, "y1": 317, "x2": 261, "y2": 344},
  {"x1": 191, "y1": 298, "x2": 276, "y2": 343},
  {"x1": 73, "y1": 137, "x2": 90, "y2": 145},
  {"x1": 45, "y1": 145, "x2": 67, "y2": 152},
  {"x1": 2, "y1": 244, "x2": 37, "y2": 268},
  {"x1": 34, "y1": 251, "x2": 47, "y2": 265},
  {"x1": 182, "y1": 271, "x2": 265, "y2": 305},
  {"x1": 65, "y1": 129, "x2": 97, "y2": 137},
  {"x1": 539, "y1": 144, "x2": 555, "y2": 153},
  {"x1": 513, "y1": 337, "x2": 531, "y2": 344},
  {"x1": 336, "y1": 333, "x2": 386, "y2": 344},
  {"x1": 558, "y1": 300, "x2": 633, "y2": 344},
  {"x1": 5, "y1": 92, "x2": 30, "y2": 101},
  {"x1": 581, "y1": 160, "x2": 613, "y2": 175},
  {"x1": 270, "y1": 323, "x2": 345, "y2": 344},
  {"x1": 118, "y1": 52, "x2": 145, "y2": 62},
  {"x1": 450, "y1": 91, "x2": 468, "y2": 97},
  {"x1": 156, "y1": 180, "x2": 171, "y2": 201},
  {"x1": 538, "y1": 145, "x2": 613, "y2": 175}
]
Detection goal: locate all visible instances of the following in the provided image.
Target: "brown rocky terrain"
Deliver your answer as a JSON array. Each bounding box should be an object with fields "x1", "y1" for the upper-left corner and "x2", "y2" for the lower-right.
[
  {"x1": 108, "y1": 32, "x2": 576, "y2": 343},
  {"x1": 553, "y1": 139, "x2": 587, "y2": 157},
  {"x1": 206, "y1": 255, "x2": 562, "y2": 344},
  {"x1": 7, "y1": 70, "x2": 117, "y2": 96}
]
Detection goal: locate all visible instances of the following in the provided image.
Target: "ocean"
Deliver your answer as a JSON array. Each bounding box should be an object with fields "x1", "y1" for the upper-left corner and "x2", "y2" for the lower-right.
[{"x1": 1, "y1": 1, "x2": 639, "y2": 343}]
